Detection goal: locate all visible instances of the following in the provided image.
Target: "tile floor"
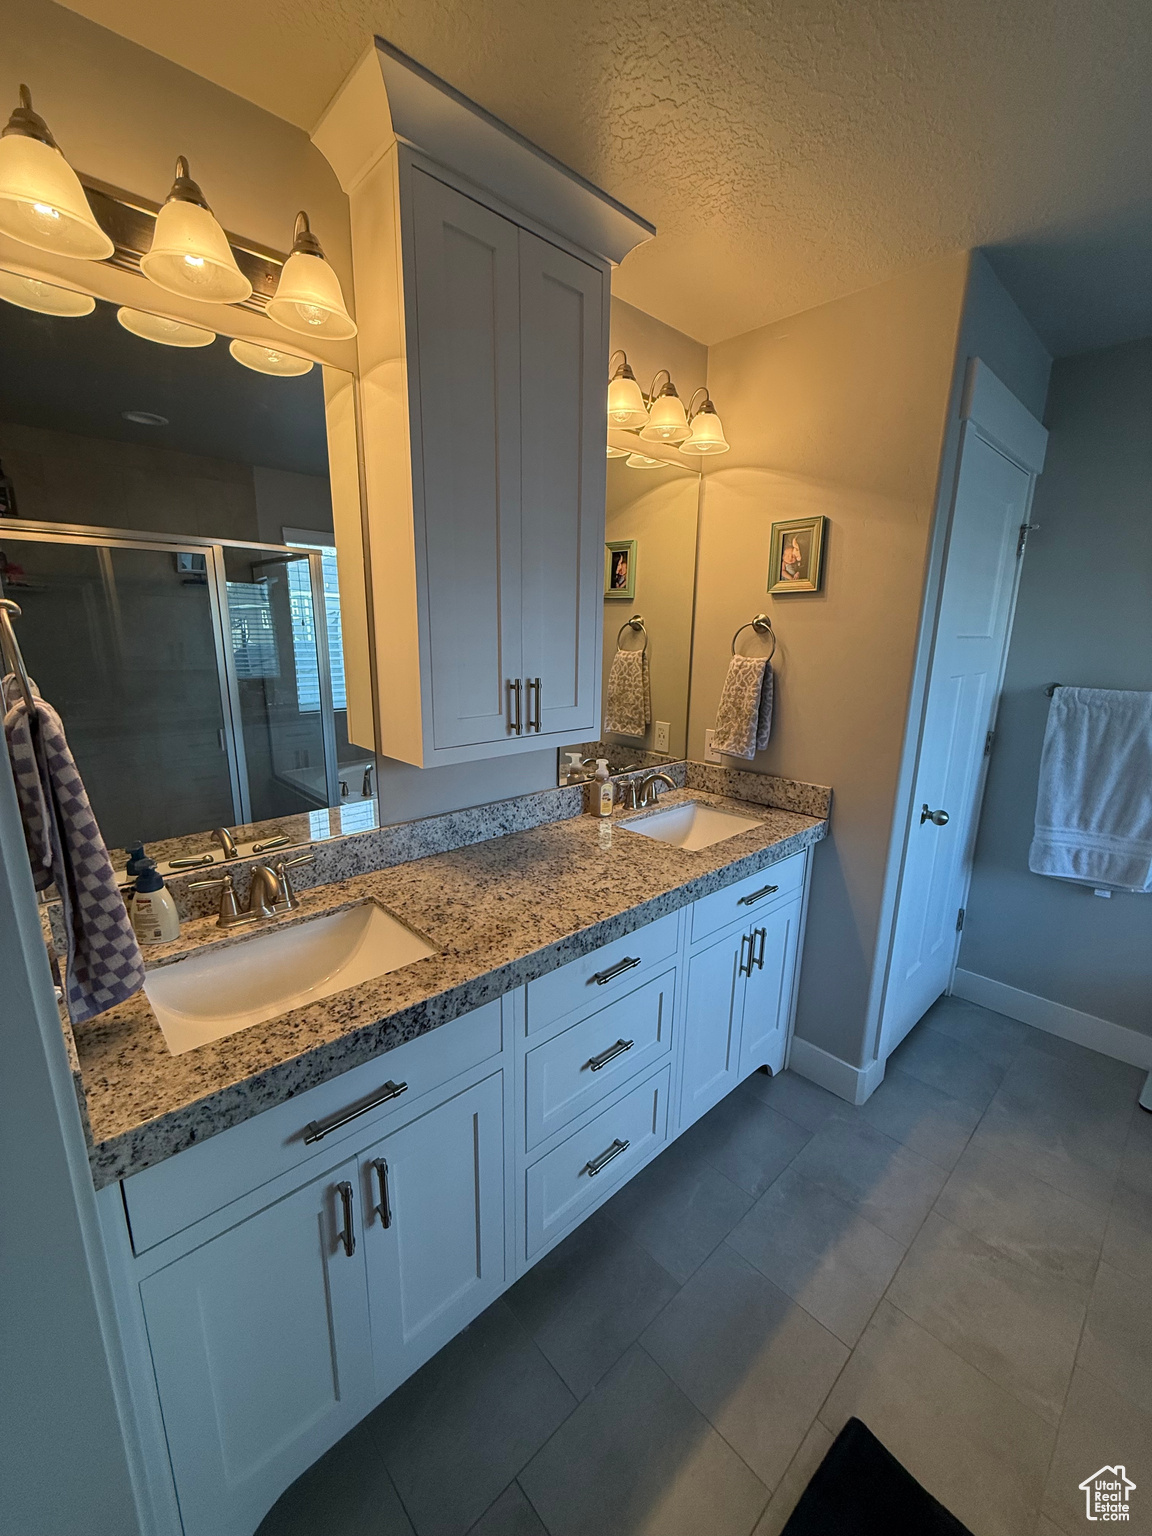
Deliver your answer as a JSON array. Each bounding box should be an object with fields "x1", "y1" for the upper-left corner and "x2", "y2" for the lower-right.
[{"x1": 258, "y1": 997, "x2": 1152, "y2": 1536}]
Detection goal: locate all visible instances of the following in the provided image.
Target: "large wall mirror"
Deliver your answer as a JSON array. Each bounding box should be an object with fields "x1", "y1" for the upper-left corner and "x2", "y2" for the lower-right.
[
  {"x1": 560, "y1": 452, "x2": 700, "y2": 783},
  {"x1": 0, "y1": 290, "x2": 376, "y2": 869}
]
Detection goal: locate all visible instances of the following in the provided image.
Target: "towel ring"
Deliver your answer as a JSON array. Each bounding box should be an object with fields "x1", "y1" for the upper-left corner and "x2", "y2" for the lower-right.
[
  {"x1": 617, "y1": 614, "x2": 648, "y2": 653},
  {"x1": 732, "y1": 614, "x2": 776, "y2": 662}
]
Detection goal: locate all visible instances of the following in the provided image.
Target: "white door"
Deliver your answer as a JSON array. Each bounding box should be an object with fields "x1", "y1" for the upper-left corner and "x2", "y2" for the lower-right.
[
  {"x1": 362, "y1": 1074, "x2": 506, "y2": 1399},
  {"x1": 879, "y1": 425, "x2": 1036, "y2": 1056},
  {"x1": 739, "y1": 899, "x2": 801, "y2": 1079},
  {"x1": 141, "y1": 1158, "x2": 373, "y2": 1536},
  {"x1": 680, "y1": 925, "x2": 747, "y2": 1129}
]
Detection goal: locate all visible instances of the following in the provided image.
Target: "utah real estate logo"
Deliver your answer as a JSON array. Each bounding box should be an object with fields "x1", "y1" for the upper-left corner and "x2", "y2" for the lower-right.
[{"x1": 1079, "y1": 1465, "x2": 1136, "y2": 1522}]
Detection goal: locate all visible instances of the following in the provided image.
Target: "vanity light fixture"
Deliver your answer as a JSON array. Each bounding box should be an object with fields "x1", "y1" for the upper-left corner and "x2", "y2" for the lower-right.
[
  {"x1": 607, "y1": 443, "x2": 629, "y2": 458},
  {"x1": 680, "y1": 388, "x2": 730, "y2": 455},
  {"x1": 140, "y1": 157, "x2": 252, "y2": 306},
  {"x1": 116, "y1": 306, "x2": 215, "y2": 348},
  {"x1": 0, "y1": 86, "x2": 114, "y2": 260},
  {"x1": 0, "y1": 266, "x2": 95, "y2": 316},
  {"x1": 265, "y1": 212, "x2": 357, "y2": 340},
  {"x1": 228, "y1": 338, "x2": 314, "y2": 376},
  {"x1": 121, "y1": 410, "x2": 169, "y2": 426},
  {"x1": 639, "y1": 370, "x2": 690, "y2": 443},
  {"x1": 606, "y1": 350, "x2": 649, "y2": 430},
  {"x1": 625, "y1": 451, "x2": 666, "y2": 469}
]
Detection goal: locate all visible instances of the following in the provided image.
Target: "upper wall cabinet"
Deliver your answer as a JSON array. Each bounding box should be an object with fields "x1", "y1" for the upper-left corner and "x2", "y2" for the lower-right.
[{"x1": 314, "y1": 41, "x2": 654, "y2": 766}]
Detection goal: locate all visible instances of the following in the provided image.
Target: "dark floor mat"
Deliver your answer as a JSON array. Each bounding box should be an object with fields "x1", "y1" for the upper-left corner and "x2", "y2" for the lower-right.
[{"x1": 782, "y1": 1417, "x2": 975, "y2": 1536}]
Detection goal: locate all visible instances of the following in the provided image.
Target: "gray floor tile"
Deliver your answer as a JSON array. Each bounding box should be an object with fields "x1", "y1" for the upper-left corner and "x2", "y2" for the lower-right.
[
  {"x1": 889, "y1": 1021, "x2": 1005, "y2": 1110},
  {"x1": 1023, "y1": 1028, "x2": 1148, "y2": 1093},
  {"x1": 742, "y1": 1067, "x2": 847, "y2": 1131},
  {"x1": 1042, "y1": 1366, "x2": 1152, "y2": 1536},
  {"x1": 921, "y1": 995, "x2": 1032, "y2": 1070},
  {"x1": 1078, "y1": 1260, "x2": 1152, "y2": 1415},
  {"x1": 466, "y1": 1484, "x2": 547, "y2": 1536},
  {"x1": 257, "y1": 1417, "x2": 415, "y2": 1536},
  {"x1": 820, "y1": 1301, "x2": 1056, "y2": 1536},
  {"x1": 887, "y1": 1212, "x2": 1088, "y2": 1423},
  {"x1": 602, "y1": 1140, "x2": 753, "y2": 1284},
  {"x1": 519, "y1": 1344, "x2": 769, "y2": 1536},
  {"x1": 858, "y1": 1065, "x2": 981, "y2": 1170},
  {"x1": 1121, "y1": 1108, "x2": 1152, "y2": 1194},
  {"x1": 788, "y1": 1115, "x2": 948, "y2": 1244},
  {"x1": 640, "y1": 1244, "x2": 848, "y2": 1490},
  {"x1": 728, "y1": 1165, "x2": 904, "y2": 1345},
  {"x1": 369, "y1": 1300, "x2": 576, "y2": 1536},
  {"x1": 504, "y1": 1212, "x2": 679, "y2": 1399},
  {"x1": 1103, "y1": 1178, "x2": 1152, "y2": 1282},
  {"x1": 752, "y1": 1421, "x2": 834, "y2": 1536},
  {"x1": 677, "y1": 1085, "x2": 811, "y2": 1198},
  {"x1": 935, "y1": 1139, "x2": 1107, "y2": 1286}
]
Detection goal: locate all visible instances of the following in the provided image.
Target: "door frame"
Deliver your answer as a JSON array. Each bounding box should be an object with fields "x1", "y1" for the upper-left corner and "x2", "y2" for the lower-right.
[{"x1": 865, "y1": 361, "x2": 1048, "y2": 1072}]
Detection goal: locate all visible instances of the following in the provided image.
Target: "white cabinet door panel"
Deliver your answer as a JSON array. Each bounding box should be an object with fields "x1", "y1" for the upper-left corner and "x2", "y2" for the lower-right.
[
  {"x1": 739, "y1": 899, "x2": 800, "y2": 1079},
  {"x1": 679, "y1": 926, "x2": 745, "y2": 1130}
]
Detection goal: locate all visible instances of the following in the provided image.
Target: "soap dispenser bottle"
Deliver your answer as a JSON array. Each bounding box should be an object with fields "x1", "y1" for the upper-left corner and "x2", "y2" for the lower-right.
[
  {"x1": 592, "y1": 758, "x2": 614, "y2": 818},
  {"x1": 130, "y1": 860, "x2": 181, "y2": 944}
]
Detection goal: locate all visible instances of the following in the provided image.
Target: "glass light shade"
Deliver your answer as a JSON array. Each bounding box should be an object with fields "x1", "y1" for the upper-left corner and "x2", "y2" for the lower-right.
[
  {"x1": 680, "y1": 405, "x2": 730, "y2": 455},
  {"x1": 117, "y1": 306, "x2": 215, "y2": 348},
  {"x1": 625, "y1": 452, "x2": 666, "y2": 469},
  {"x1": 229, "y1": 338, "x2": 314, "y2": 376},
  {"x1": 640, "y1": 388, "x2": 689, "y2": 443},
  {"x1": 0, "y1": 267, "x2": 94, "y2": 316},
  {"x1": 0, "y1": 134, "x2": 113, "y2": 260},
  {"x1": 607, "y1": 370, "x2": 648, "y2": 429},
  {"x1": 267, "y1": 250, "x2": 357, "y2": 340},
  {"x1": 607, "y1": 441, "x2": 628, "y2": 458},
  {"x1": 141, "y1": 198, "x2": 252, "y2": 305}
]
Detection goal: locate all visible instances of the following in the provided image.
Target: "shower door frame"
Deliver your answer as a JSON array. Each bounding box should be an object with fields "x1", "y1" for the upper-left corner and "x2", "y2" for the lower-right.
[{"x1": 0, "y1": 518, "x2": 340, "y2": 826}]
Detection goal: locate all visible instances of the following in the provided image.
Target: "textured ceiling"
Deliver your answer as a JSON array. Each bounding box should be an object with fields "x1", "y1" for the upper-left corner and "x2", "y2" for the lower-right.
[{"x1": 56, "y1": 0, "x2": 1152, "y2": 352}]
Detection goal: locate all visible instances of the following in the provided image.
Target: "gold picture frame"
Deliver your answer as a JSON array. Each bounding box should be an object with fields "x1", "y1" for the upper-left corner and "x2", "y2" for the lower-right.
[{"x1": 768, "y1": 516, "x2": 826, "y2": 594}]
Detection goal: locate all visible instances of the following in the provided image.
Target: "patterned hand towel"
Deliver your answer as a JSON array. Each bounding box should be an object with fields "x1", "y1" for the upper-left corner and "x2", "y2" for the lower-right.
[
  {"x1": 713, "y1": 654, "x2": 774, "y2": 760},
  {"x1": 603, "y1": 646, "x2": 651, "y2": 739},
  {"x1": 3, "y1": 676, "x2": 145, "y2": 1023}
]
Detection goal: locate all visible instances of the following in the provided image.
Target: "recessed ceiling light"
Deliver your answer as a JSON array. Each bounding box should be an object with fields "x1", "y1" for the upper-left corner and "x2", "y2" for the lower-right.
[
  {"x1": 117, "y1": 307, "x2": 215, "y2": 348},
  {"x1": 121, "y1": 410, "x2": 169, "y2": 426},
  {"x1": 228, "y1": 338, "x2": 314, "y2": 376}
]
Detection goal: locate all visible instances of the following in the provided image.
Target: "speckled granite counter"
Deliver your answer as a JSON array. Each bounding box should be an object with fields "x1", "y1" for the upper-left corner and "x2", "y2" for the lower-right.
[{"x1": 69, "y1": 785, "x2": 828, "y2": 1188}]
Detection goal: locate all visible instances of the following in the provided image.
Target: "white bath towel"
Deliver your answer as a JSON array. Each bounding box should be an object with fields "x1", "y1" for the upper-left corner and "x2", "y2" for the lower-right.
[
  {"x1": 603, "y1": 646, "x2": 651, "y2": 739},
  {"x1": 1028, "y1": 686, "x2": 1152, "y2": 893},
  {"x1": 712, "y1": 655, "x2": 774, "y2": 760}
]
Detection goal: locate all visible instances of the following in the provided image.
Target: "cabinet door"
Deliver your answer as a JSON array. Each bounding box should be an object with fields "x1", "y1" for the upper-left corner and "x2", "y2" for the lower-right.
[
  {"x1": 519, "y1": 229, "x2": 605, "y2": 738},
  {"x1": 409, "y1": 168, "x2": 523, "y2": 750},
  {"x1": 140, "y1": 1159, "x2": 372, "y2": 1536},
  {"x1": 739, "y1": 899, "x2": 801, "y2": 1079},
  {"x1": 680, "y1": 926, "x2": 747, "y2": 1131},
  {"x1": 363, "y1": 1073, "x2": 506, "y2": 1398}
]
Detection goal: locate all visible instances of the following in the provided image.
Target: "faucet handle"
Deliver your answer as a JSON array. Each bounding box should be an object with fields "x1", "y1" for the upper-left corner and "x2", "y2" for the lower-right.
[
  {"x1": 273, "y1": 851, "x2": 314, "y2": 912},
  {"x1": 188, "y1": 871, "x2": 255, "y2": 929}
]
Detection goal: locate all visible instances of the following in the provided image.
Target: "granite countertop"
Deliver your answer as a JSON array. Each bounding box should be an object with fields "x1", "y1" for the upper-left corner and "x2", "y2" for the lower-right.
[{"x1": 71, "y1": 787, "x2": 827, "y2": 1188}]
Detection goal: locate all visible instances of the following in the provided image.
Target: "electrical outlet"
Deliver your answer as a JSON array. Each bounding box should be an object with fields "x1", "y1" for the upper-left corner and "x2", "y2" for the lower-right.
[
  {"x1": 704, "y1": 729, "x2": 722, "y2": 764},
  {"x1": 654, "y1": 720, "x2": 670, "y2": 753}
]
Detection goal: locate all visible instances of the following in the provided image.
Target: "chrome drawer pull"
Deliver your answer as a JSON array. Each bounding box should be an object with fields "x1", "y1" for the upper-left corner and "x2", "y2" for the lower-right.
[
  {"x1": 589, "y1": 955, "x2": 641, "y2": 986},
  {"x1": 507, "y1": 678, "x2": 523, "y2": 735},
  {"x1": 739, "y1": 931, "x2": 754, "y2": 978},
  {"x1": 372, "y1": 1158, "x2": 392, "y2": 1229},
  {"x1": 738, "y1": 883, "x2": 779, "y2": 907},
  {"x1": 588, "y1": 1038, "x2": 634, "y2": 1072},
  {"x1": 335, "y1": 1181, "x2": 356, "y2": 1257},
  {"x1": 302, "y1": 1080, "x2": 408, "y2": 1144},
  {"x1": 754, "y1": 926, "x2": 767, "y2": 970},
  {"x1": 584, "y1": 1138, "x2": 629, "y2": 1177}
]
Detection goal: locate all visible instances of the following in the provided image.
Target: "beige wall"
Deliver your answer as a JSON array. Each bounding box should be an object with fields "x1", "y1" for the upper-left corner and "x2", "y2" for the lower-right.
[
  {"x1": 610, "y1": 297, "x2": 707, "y2": 410},
  {"x1": 691, "y1": 253, "x2": 970, "y2": 1064}
]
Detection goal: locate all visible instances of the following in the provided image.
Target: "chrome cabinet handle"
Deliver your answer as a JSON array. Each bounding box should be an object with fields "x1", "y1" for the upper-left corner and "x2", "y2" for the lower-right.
[
  {"x1": 739, "y1": 932, "x2": 754, "y2": 977},
  {"x1": 508, "y1": 678, "x2": 523, "y2": 735},
  {"x1": 372, "y1": 1158, "x2": 392, "y2": 1229},
  {"x1": 920, "y1": 804, "x2": 950, "y2": 826},
  {"x1": 589, "y1": 955, "x2": 641, "y2": 986},
  {"x1": 335, "y1": 1181, "x2": 356, "y2": 1257},
  {"x1": 588, "y1": 1038, "x2": 634, "y2": 1072},
  {"x1": 754, "y1": 926, "x2": 767, "y2": 971},
  {"x1": 584, "y1": 1138, "x2": 629, "y2": 1177},
  {"x1": 738, "y1": 883, "x2": 779, "y2": 907},
  {"x1": 302, "y1": 1080, "x2": 408, "y2": 1144},
  {"x1": 526, "y1": 677, "x2": 542, "y2": 732}
]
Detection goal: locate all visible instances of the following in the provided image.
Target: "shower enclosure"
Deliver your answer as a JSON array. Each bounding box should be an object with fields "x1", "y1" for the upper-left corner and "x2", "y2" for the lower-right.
[{"x1": 0, "y1": 519, "x2": 348, "y2": 848}]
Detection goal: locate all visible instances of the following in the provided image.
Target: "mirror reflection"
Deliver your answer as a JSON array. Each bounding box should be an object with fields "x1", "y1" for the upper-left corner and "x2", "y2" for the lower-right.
[
  {"x1": 0, "y1": 291, "x2": 374, "y2": 863},
  {"x1": 560, "y1": 452, "x2": 700, "y2": 783}
]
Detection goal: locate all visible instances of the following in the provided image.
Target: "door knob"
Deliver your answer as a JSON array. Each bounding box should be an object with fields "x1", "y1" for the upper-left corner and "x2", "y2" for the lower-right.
[{"x1": 920, "y1": 804, "x2": 950, "y2": 826}]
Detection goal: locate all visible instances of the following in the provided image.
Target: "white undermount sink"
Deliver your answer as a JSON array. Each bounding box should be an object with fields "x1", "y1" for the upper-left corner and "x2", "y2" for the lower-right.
[
  {"x1": 145, "y1": 903, "x2": 436, "y2": 1056},
  {"x1": 618, "y1": 800, "x2": 765, "y2": 851}
]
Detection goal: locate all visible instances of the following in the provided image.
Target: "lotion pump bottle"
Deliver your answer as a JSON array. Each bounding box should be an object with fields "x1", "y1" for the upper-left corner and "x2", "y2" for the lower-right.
[
  {"x1": 130, "y1": 860, "x2": 181, "y2": 944},
  {"x1": 592, "y1": 758, "x2": 614, "y2": 818}
]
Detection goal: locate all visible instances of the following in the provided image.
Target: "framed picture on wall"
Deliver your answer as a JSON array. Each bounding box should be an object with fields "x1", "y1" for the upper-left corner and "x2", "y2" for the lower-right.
[
  {"x1": 605, "y1": 539, "x2": 636, "y2": 600},
  {"x1": 768, "y1": 516, "x2": 826, "y2": 594}
]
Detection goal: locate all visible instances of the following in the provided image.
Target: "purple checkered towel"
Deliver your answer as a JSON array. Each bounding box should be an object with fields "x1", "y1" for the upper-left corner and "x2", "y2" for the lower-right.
[{"x1": 3, "y1": 676, "x2": 145, "y2": 1024}]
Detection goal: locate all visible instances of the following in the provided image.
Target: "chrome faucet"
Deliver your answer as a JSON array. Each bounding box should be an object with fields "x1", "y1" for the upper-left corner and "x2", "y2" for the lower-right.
[
  {"x1": 214, "y1": 826, "x2": 239, "y2": 860},
  {"x1": 190, "y1": 852, "x2": 314, "y2": 928},
  {"x1": 638, "y1": 771, "x2": 677, "y2": 807}
]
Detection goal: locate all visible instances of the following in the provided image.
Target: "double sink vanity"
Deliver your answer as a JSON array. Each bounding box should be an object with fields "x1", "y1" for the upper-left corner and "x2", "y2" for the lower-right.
[{"x1": 63, "y1": 768, "x2": 829, "y2": 1536}]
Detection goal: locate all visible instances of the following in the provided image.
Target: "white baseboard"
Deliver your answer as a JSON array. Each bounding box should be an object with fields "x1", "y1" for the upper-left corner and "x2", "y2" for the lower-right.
[
  {"x1": 952, "y1": 969, "x2": 1152, "y2": 1071},
  {"x1": 788, "y1": 1036, "x2": 886, "y2": 1105}
]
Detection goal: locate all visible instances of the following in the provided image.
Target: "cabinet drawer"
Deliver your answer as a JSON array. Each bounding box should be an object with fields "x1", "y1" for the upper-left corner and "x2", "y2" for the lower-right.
[
  {"x1": 526, "y1": 910, "x2": 679, "y2": 1035},
  {"x1": 690, "y1": 851, "x2": 806, "y2": 945},
  {"x1": 524, "y1": 969, "x2": 674, "y2": 1150},
  {"x1": 524, "y1": 1064, "x2": 670, "y2": 1259},
  {"x1": 123, "y1": 999, "x2": 504, "y2": 1255}
]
